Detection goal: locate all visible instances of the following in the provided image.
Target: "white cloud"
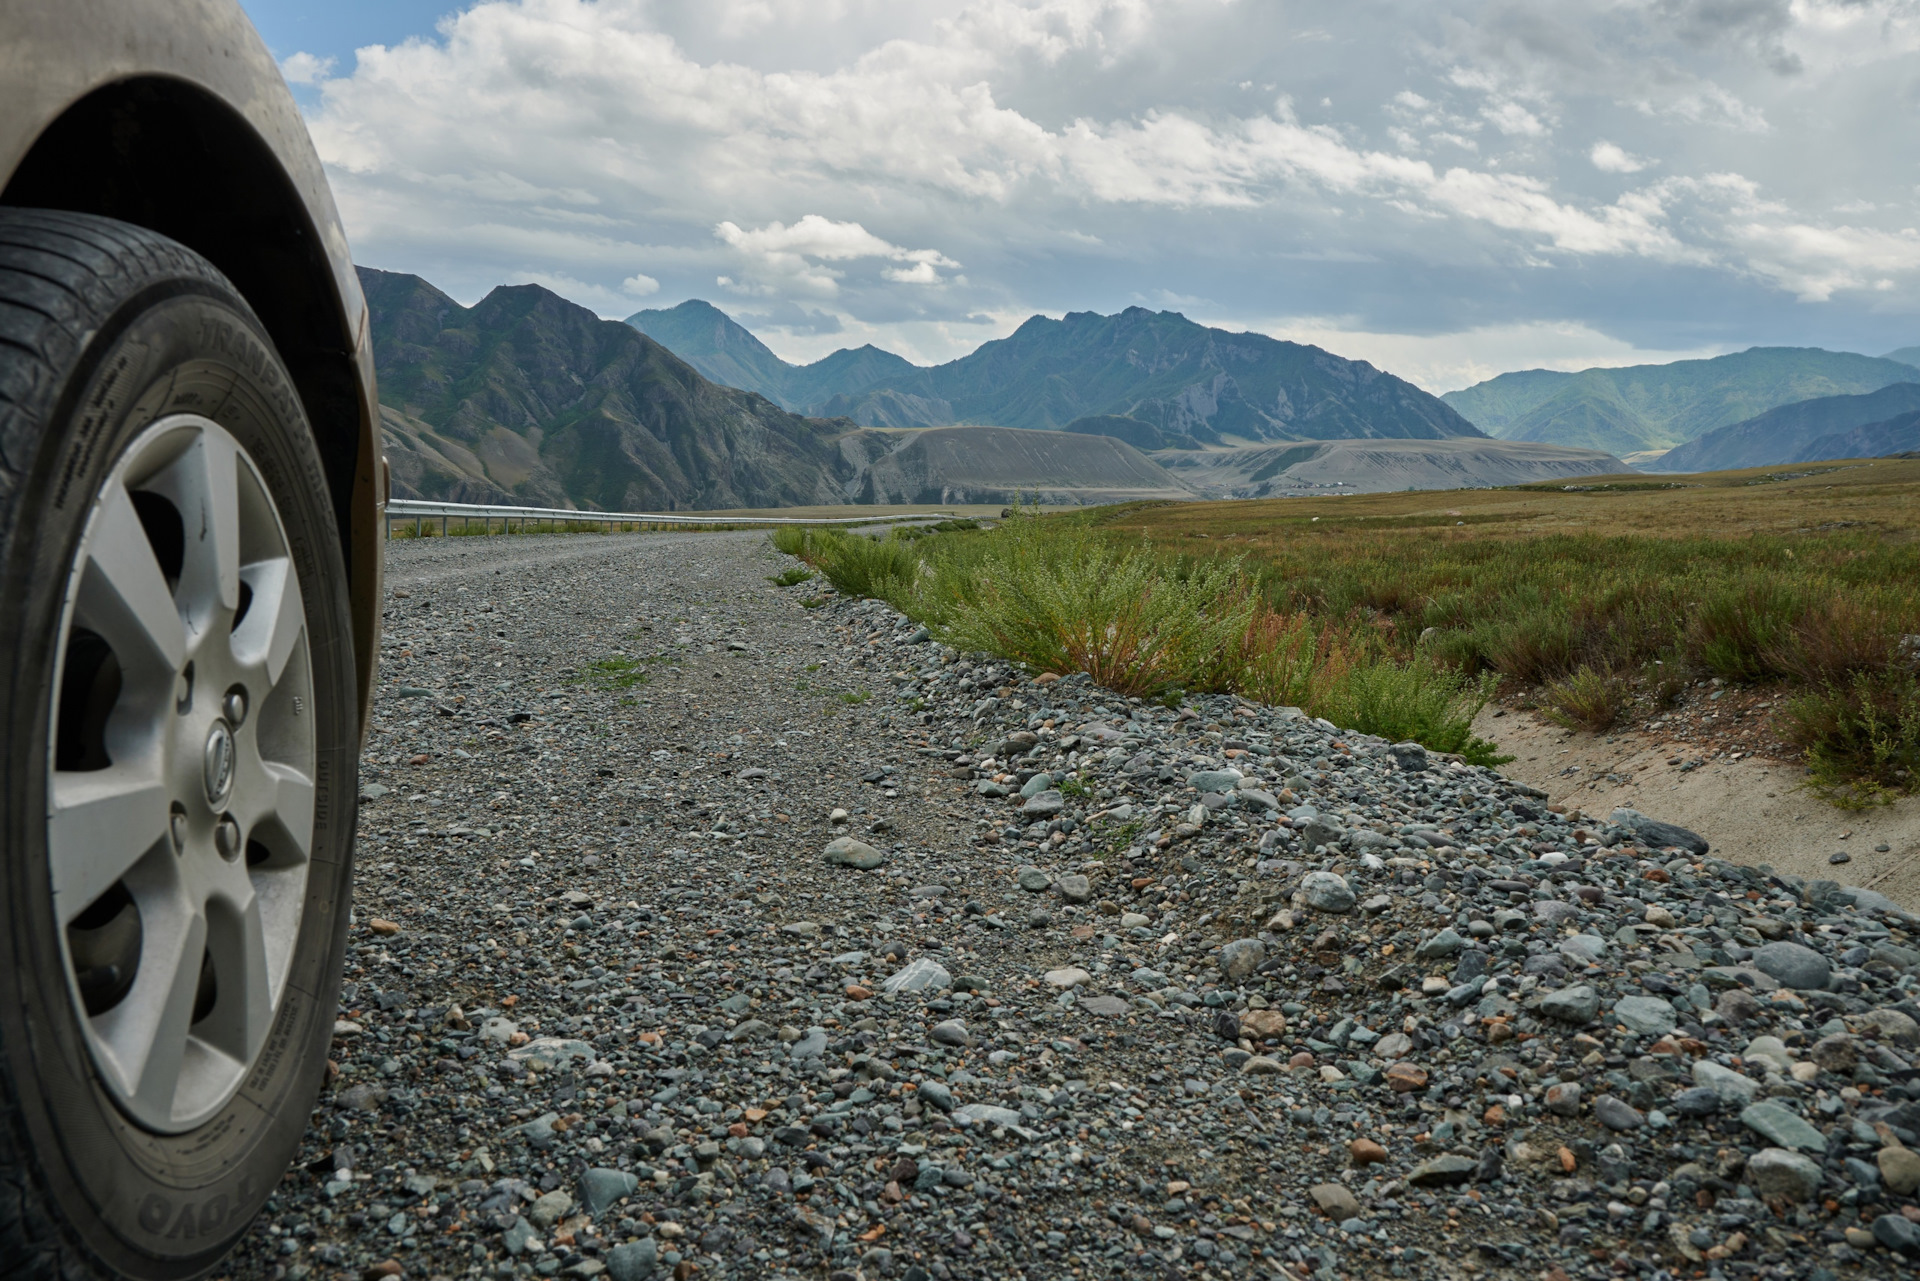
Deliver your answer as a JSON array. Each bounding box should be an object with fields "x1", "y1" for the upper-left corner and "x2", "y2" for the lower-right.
[
  {"x1": 299, "y1": 0, "x2": 1920, "y2": 377},
  {"x1": 279, "y1": 51, "x2": 335, "y2": 85},
  {"x1": 713, "y1": 215, "x2": 960, "y2": 295},
  {"x1": 1589, "y1": 141, "x2": 1647, "y2": 173},
  {"x1": 1482, "y1": 101, "x2": 1547, "y2": 137}
]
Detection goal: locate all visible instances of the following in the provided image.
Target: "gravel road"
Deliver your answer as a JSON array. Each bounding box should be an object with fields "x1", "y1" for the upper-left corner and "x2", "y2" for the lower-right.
[{"x1": 230, "y1": 530, "x2": 1920, "y2": 1281}]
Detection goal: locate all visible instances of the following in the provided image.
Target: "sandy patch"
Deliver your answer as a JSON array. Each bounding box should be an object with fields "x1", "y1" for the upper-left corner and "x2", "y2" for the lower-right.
[{"x1": 1474, "y1": 706, "x2": 1920, "y2": 912}]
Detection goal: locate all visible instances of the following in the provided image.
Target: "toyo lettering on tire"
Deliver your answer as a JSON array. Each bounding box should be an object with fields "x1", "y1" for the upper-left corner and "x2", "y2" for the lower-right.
[{"x1": 0, "y1": 210, "x2": 355, "y2": 1279}]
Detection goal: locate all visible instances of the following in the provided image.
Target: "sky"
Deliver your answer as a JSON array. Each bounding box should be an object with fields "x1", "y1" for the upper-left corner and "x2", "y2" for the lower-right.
[{"x1": 241, "y1": 0, "x2": 1920, "y2": 392}]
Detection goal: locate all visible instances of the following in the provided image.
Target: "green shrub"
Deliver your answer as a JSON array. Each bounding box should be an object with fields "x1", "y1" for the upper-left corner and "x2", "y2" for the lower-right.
[
  {"x1": 1317, "y1": 659, "x2": 1507, "y2": 766},
  {"x1": 920, "y1": 520, "x2": 1255, "y2": 697},
  {"x1": 1541, "y1": 665, "x2": 1624, "y2": 732},
  {"x1": 1690, "y1": 578, "x2": 1808, "y2": 681},
  {"x1": 1782, "y1": 670, "x2": 1920, "y2": 807},
  {"x1": 799, "y1": 529, "x2": 921, "y2": 606}
]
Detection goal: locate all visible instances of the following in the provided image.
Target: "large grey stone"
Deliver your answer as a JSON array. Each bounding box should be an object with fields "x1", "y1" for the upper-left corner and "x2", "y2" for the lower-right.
[
  {"x1": 1388, "y1": 742, "x2": 1429, "y2": 772},
  {"x1": 1309, "y1": 1183, "x2": 1362, "y2": 1218},
  {"x1": 1219, "y1": 938, "x2": 1267, "y2": 982},
  {"x1": 1016, "y1": 866, "x2": 1051, "y2": 892},
  {"x1": 1187, "y1": 770, "x2": 1239, "y2": 793},
  {"x1": 1745, "y1": 1148, "x2": 1822, "y2": 1202},
  {"x1": 1300, "y1": 818, "x2": 1345, "y2": 852},
  {"x1": 1609, "y1": 808, "x2": 1709, "y2": 855},
  {"x1": 1414, "y1": 929, "x2": 1466, "y2": 961},
  {"x1": 1300, "y1": 871, "x2": 1355, "y2": 913},
  {"x1": 1752, "y1": 942, "x2": 1830, "y2": 991},
  {"x1": 1559, "y1": 935, "x2": 1607, "y2": 965},
  {"x1": 1692, "y1": 1060, "x2": 1760, "y2": 1106},
  {"x1": 1593, "y1": 1095, "x2": 1644, "y2": 1131},
  {"x1": 606, "y1": 1238, "x2": 659, "y2": 1281},
  {"x1": 823, "y1": 836, "x2": 886, "y2": 870},
  {"x1": 1540, "y1": 985, "x2": 1601, "y2": 1024},
  {"x1": 1545, "y1": 1082, "x2": 1582, "y2": 1116},
  {"x1": 1612, "y1": 995, "x2": 1677, "y2": 1036},
  {"x1": 954, "y1": 1103, "x2": 1022, "y2": 1129},
  {"x1": 1020, "y1": 773, "x2": 1056, "y2": 799},
  {"x1": 917, "y1": 1080, "x2": 954, "y2": 1112},
  {"x1": 1860, "y1": 1008, "x2": 1920, "y2": 1047},
  {"x1": 580, "y1": 1167, "x2": 639, "y2": 1216},
  {"x1": 1055, "y1": 874, "x2": 1092, "y2": 903},
  {"x1": 503, "y1": 1218, "x2": 539, "y2": 1256},
  {"x1": 1739, "y1": 1100, "x2": 1826, "y2": 1152},
  {"x1": 883, "y1": 958, "x2": 952, "y2": 994},
  {"x1": 528, "y1": 1189, "x2": 574, "y2": 1230},
  {"x1": 1880, "y1": 1145, "x2": 1920, "y2": 1195},
  {"x1": 1021, "y1": 790, "x2": 1065, "y2": 817},
  {"x1": 1874, "y1": 1212, "x2": 1920, "y2": 1256},
  {"x1": 1407, "y1": 1154, "x2": 1476, "y2": 1187}
]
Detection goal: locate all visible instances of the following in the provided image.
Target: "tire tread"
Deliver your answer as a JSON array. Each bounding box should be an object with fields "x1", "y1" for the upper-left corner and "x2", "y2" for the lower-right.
[{"x1": 0, "y1": 208, "x2": 248, "y2": 1281}]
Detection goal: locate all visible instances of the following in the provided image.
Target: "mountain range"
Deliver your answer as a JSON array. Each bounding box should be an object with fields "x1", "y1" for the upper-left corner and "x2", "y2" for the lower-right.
[
  {"x1": 361, "y1": 268, "x2": 857, "y2": 510},
  {"x1": 366, "y1": 268, "x2": 1913, "y2": 509},
  {"x1": 629, "y1": 301, "x2": 1481, "y2": 445},
  {"x1": 1655, "y1": 382, "x2": 1920, "y2": 472},
  {"x1": 1440, "y1": 347, "x2": 1920, "y2": 458}
]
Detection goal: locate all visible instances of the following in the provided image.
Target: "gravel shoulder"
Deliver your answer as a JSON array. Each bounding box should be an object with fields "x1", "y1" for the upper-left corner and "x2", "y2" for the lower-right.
[{"x1": 230, "y1": 530, "x2": 1920, "y2": 1281}]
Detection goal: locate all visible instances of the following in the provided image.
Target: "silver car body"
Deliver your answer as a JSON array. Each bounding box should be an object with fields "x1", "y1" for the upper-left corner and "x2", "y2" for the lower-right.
[{"x1": 0, "y1": 0, "x2": 383, "y2": 727}]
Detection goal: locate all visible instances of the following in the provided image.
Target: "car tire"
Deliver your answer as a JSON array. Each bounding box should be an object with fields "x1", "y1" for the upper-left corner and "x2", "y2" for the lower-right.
[{"x1": 0, "y1": 209, "x2": 356, "y2": 1279}]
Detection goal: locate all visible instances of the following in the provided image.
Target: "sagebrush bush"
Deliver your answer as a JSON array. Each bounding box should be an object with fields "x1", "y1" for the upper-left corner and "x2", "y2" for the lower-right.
[
  {"x1": 1317, "y1": 658, "x2": 1504, "y2": 765},
  {"x1": 921, "y1": 520, "x2": 1255, "y2": 697},
  {"x1": 788, "y1": 513, "x2": 1505, "y2": 763},
  {"x1": 1781, "y1": 670, "x2": 1920, "y2": 807},
  {"x1": 1541, "y1": 665, "x2": 1624, "y2": 732}
]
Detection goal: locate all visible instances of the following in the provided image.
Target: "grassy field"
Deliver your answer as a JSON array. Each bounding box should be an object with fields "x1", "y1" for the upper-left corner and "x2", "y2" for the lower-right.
[
  {"x1": 783, "y1": 457, "x2": 1920, "y2": 804},
  {"x1": 1091, "y1": 457, "x2": 1920, "y2": 803}
]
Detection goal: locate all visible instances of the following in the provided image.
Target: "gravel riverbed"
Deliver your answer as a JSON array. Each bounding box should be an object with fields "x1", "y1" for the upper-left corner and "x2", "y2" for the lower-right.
[{"x1": 229, "y1": 530, "x2": 1920, "y2": 1281}]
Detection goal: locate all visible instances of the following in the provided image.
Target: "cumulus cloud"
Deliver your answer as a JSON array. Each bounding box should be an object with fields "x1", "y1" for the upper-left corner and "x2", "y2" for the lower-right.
[
  {"x1": 1589, "y1": 141, "x2": 1647, "y2": 173},
  {"x1": 298, "y1": 0, "x2": 1920, "y2": 366},
  {"x1": 278, "y1": 51, "x2": 335, "y2": 85}
]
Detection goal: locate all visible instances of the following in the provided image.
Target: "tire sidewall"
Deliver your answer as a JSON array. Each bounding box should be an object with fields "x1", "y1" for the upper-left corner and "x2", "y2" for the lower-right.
[{"x1": 0, "y1": 282, "x2": 356, "y2": 1278}]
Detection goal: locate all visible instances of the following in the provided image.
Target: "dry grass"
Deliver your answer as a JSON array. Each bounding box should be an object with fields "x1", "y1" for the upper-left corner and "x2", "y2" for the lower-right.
[
  {"x1": 1084, "y1": 456, "x2": 1920, "y2": 802},
  {"x1": 1093, "y1": 456, "x2": 1920, "y2": 543}
]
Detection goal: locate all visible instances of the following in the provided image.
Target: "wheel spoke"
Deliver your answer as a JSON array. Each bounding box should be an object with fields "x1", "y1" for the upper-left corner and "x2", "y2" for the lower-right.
[
  {"x1": 197, "y1": 884, "x2": 274, "y2": 1066},
  {"x1": 229, "y1": 743, "x2": 316, "y2": 860},
  {"x1": 75, "y1": 483, "x2": 185, "y2": 674},
  {"x1": 152, "y1": 423, "x2": 243, "y2": 620},
  {"x1": 263, "y1": 762, "x2": 315, "y2": 857},
  {"x1": 232, "y1": 556, "x2": 305, "y2": 685},
  {"x1": 129, "y1": 907, "x2": 207, "y2": 1120},
  {"x1": 49, "y1": 768, "x2": 169, "y2": 926}
]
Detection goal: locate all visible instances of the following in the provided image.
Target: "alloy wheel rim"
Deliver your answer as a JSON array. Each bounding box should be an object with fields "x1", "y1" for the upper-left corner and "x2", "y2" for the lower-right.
[{"x1": 48, "y1": 414, "x2": 316, "y2": 1134}]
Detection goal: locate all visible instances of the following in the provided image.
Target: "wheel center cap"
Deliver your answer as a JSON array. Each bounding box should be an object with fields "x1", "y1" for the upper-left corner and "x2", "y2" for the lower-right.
[{"x1": 202, "y1": 720, "x2": 236, "y2": 810}]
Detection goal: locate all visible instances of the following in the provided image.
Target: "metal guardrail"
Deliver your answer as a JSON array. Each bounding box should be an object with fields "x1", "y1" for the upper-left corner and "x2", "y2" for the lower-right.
[{"x1": 384, "y1": 498, "x2": 961, "y2": 538}]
